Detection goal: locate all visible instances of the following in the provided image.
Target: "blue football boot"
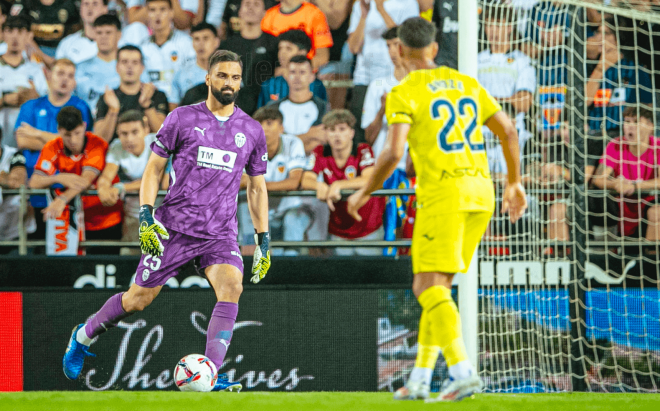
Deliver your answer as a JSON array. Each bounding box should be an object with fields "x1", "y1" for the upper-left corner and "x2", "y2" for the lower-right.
[
  {"x1": 63, "y1": 324, "x2": 96, "y2": 380},
  {"x1": 212, "y1": 373, "x2": 243, "y2": 392}
]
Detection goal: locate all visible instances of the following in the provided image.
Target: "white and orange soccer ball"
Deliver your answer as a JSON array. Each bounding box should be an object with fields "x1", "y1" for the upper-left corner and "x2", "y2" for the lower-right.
[{"x1": 174, "y1": 354, "x2": 218, "y2": 392}]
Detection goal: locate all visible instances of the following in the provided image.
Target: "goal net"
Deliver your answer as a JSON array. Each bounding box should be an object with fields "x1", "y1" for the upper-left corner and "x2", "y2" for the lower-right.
[{"x1": 477, "y1": 0, "x2": 660, "y2": 393}]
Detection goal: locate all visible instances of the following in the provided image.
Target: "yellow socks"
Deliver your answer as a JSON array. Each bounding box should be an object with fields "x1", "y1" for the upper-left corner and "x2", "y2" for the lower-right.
[{"x1": 417, "y1": 285, "x2": 468, "y2": 368}]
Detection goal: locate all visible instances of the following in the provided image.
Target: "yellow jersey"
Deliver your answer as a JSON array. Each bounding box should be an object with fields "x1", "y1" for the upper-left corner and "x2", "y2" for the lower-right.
[{"x1": 386, "y1": 66, "x2": 501, "y2": 214}]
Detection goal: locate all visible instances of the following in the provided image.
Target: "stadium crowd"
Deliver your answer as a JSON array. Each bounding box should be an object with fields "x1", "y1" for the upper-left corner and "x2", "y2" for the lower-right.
[{"x1": 0, "y1": 0, "x2": 659, "y2": 256}]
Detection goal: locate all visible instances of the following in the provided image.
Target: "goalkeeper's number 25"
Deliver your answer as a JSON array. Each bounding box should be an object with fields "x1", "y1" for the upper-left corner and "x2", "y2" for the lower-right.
[{"x1": 431, "y1": 97, "x2": 484, "y2": 153}]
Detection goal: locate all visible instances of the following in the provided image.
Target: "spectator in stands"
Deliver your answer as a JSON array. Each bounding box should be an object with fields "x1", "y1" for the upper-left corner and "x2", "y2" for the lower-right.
[
  {"x1": 592, "y1": 106, "x2": 660, "y2": 246},
  {"x1": 127, "y1": 0, "x2": 202, "y2": 30},
  {"x1": 55, "y1": 0, "x2": 108, "y2": 65},
  {"x1": 0, "y1": 2, "x2": 9, "y2": 54},
  {"x1": 141, "y1": 0, "x2": 196, "y2": 109},
  {"x1": 486, "y1": 103, "x2": 532, "y2": 185},
  {"x1": 313, "y1": 0, "x2": 352, "y2": 109},
  {"x1": 97, "y1": 110, "x2": 158, "y2": 252},
  {"x1": 362, "y1": 27, "x2": 406, "y2": 169},
  {"x1": 301, "y1": 109, "x2": 385, "y2": 255},
  {"x1": 219, "y1": 0, "x2": 278, "y2": 115},
  {"x1": 170, "y1": 22, "x2": 220, "y2": 108},
  {"x1": 180, "y1": 81, "x2": 208, "y2": 106},
  {"x1": 239, "y1": 106, "x2": 308, "y2": 255},
  {"x1": 478, "y1": 3, "x2": 535, "y2": 118},
  {"x1": 270, "y1": 55, "x2": 328, "y2": 154},
  {"x1": 522, "y1": 121, "x2": 602, "y2": 248},
  {"x1": 257, "y1": 30, "x2": 326, "y2": 110},
  {"x1": 586, "y1": 16, "x2": 653, "y2": 136},
  {"x1": 261, "y1": 0, "x2": 333, "y2": 70},
  {"x1": 429, "y1": 0, "x2": 458, "y2": 69},
  {"x1": 28, "y1": 106, "x2": 123, "y2": 254},
  {"x1": 0, "y1": 16, "x2": 48, "y2": 148},
  {"x1": 217, "y1": 0, "x2": 276, "y2": 40},
  {"x1": 347, "y1": 0, "x2": 419, "y2": 143},
  {"x1": 75, "y1": 14, "x2": 124, "y2": 118},
  {"x1": 95, "y1": 45, "x2": 168, "y2": 142},
  {"x1": 0, "y1": 129, "x2": 28, "y2": 253},
  {"x1": 10, "y1": 0, "x2": 80, "y2": 57},
  {"x1": 16, "y1": 59, "x2": 92, "y2": 166}
]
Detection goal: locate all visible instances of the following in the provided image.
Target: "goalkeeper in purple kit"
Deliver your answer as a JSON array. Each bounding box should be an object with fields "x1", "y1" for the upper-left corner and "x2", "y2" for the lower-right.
[{"x1": 63, "y1": 50, "x2": 271, "y2": 392}]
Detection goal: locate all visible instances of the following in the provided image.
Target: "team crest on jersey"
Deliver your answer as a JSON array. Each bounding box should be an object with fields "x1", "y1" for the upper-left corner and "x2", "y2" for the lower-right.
[
  {"x1": 58, "y1": 9, "x2": 68, "y2": 23},
  {"x1": 345, "y1": 166, "x2": 357, "y2": 179},
  {"x1": 41, "y1": 160, "x2": 52, "y2": 172},
  {"x1": 277, "y1": 164, "x2": 285, "y2": 174},
  {"x1": 234, "y1": 133, "x2": 246, "y2": 148},
  {"x1": 507, "y1": 57, "x2": 515, "y2": 64},
  {"x1": 171, "y1": 51, "x2": 178, "y2": 62}
]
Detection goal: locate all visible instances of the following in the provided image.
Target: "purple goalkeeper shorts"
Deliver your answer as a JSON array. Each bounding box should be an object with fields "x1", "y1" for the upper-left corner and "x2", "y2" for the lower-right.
[{"x1": 135, "y1": 229, "x2": 244, "y2": 288}]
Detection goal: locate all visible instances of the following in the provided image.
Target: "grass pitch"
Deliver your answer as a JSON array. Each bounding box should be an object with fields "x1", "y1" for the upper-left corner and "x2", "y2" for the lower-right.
[{"x1": 1, "y1": 392, "x2": 660, "y2": 411}]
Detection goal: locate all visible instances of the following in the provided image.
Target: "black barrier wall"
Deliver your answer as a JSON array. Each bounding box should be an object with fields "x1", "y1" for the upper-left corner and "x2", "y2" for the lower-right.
[{"x1": 22, "y1": 290, "x2": 378, "y2": 391}]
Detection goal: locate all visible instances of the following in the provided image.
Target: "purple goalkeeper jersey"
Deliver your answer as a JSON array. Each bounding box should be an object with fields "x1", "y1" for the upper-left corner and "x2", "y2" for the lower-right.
[{"x1": 151, "y1": 102, "x2": 267, "y2": 239}]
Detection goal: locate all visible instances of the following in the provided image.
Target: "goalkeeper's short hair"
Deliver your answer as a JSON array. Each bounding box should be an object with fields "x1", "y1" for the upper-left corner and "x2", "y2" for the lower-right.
[{"x1": 398, "y1": 17, "x2": 436, "y2": 49}]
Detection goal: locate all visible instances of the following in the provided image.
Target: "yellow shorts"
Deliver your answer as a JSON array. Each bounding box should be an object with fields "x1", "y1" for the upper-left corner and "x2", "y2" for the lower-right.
[{"x1": 411, "y1": 211, "x2": 492, "y2": 274}]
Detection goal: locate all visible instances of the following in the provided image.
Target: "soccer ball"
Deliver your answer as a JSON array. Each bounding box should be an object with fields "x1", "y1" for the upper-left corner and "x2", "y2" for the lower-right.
[{"x1": 174, "y1": 354, "x2": 218, "y2": 392}]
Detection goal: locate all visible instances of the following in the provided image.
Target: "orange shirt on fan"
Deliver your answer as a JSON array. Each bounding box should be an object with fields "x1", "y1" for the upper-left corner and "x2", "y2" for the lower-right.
[
  {"x1": 261, "y1": 1, "x2": 333, "y2": 59},
  {"x1": 34, "y1": 132, "x2": 123, "y2": 231}
]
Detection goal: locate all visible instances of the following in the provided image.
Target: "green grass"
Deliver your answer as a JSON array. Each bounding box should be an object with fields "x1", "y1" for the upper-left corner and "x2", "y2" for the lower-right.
[{"x1": 2, "y1": 392, "x2": 660, "y2": 411}]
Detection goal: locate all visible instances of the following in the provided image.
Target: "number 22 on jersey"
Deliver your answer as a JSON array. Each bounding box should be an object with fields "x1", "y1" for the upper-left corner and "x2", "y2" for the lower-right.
[{"x1": 430, "y1": 97, "x2": 484, "y2": 153}]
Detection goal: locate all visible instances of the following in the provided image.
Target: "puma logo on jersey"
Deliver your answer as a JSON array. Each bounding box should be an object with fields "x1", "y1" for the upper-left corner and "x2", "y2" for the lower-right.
[
  {"x1": 423, "y1": 234, "x2": 435, "y2": 241},
  {"x1": 194, "y1": 127, "x2": 206, "y2": 136},
  {"x1": 219, "y1": 339, "x2": 230, "y2": 349}
]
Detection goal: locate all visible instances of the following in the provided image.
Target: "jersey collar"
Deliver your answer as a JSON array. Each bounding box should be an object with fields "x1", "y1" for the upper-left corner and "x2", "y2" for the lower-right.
[
  {"x1": 0, "y1": 55, "x2": 26, "y2": 68},
  {"x1": 150, "y1": 29, "x2": 175, "y2": 47},
  {"x1": 64, "y1": 134, "x2": 88, "y2": 158},
  {"x1": 279, "y1": 2, "x2": 303, "y2": 15}
]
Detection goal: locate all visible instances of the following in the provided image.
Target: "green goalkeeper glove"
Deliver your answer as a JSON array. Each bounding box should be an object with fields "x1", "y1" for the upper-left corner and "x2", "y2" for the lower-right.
[
  {"x1": 139, "y1": 205, "x2": 170, "y2": 257},
  {"x1": 251, "y1": 232, "x2": 271, "y2": 284}
]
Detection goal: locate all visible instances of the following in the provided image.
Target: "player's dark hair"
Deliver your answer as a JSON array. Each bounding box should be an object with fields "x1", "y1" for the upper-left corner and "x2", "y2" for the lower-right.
[
  {"x1": 398, "y1": 17, "x2": 436, "y2": 49},
  {"x1": 0, "y1": 2, "x2": 8, "y2": 16},
  {"x1": 253, "y1": 106, "x2": 284, "y2": 124},
  {"x1": 117, "y1": 109, "x2": 147, "y2": 126},
  {"x1": 382, "y1": 26, "x2": 399, "y2": 41},
  {"x1": 322, "y1": 109, "x2": 356, "y2": 129},
  {"x1": 93, "y1": 14, "x2": 122, "y2": 30},
  {"x1": 57, "y1": 107, "x2": 85, "y2": 132},
  {"x1": 117, "y1": 45, "x2": 144, "y2": 64},
  {"x1": 277, "y1": 29, "x2": 312, "y2": 53},
  {"x1": 208, "y1": 50, "x2": 243, "y2": 73},
  {"x1": 191, "y1": 22, "x2": 218, "y2": 37},
  {"x1": 622, "y1": 105, "x2": 655, "y2": 124},
  {"x1": 288, "y1": 54, "x2": 312, "y2": 68},
  {"x1": 146, "y1": 0, "x2": 172, "y2": 7},
  {"x1": 2, "y1": 15, "x2": 31, "y2": 31}
]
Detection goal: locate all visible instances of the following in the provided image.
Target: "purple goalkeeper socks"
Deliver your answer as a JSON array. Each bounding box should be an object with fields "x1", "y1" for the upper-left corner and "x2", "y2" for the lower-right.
[
  {"x1": 84, "y1": 292, "x2": 134, "y2": 339},
  {"x1": 205, "y1": 301, "x2": 238, "y2": 370}
]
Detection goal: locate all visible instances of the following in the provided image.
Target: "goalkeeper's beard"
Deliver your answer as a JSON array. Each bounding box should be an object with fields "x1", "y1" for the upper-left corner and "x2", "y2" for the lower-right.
[{"x1": 211, "y1": 85, "x2": 238, "y2": 106}]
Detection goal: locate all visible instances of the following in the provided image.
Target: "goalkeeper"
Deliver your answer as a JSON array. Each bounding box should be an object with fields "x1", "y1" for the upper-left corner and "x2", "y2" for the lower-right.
[{"x1": 63, "y1": 51, "x2": 271, "y2": 393}]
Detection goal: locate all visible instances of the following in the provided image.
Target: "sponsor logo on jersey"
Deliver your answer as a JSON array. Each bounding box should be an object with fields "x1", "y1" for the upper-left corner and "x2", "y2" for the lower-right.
[
  {"x1": 345, "y1": 165, "x2": 357, "y2": 179},
  {"x1": 39, "y1": 109, "x2": 47, "y2": 116},
  {"x1": 256, "y1": 47, "x2": 267, "y2": 54},
  {"x1": 235, "y1": 133, "x2": 246, "y2": 148},
  {"x1": 58, "y1": 9, "x2": 68, "y2": 23},
  {"x1": 261, "y1": 153, "x2": 268, "y2": 162},
  {"x1": 197, "y1": 146, "x2": 238, "y2": 172},
  {"x1": 41, "y1": 160, "x2": 52, "y2": 172}
]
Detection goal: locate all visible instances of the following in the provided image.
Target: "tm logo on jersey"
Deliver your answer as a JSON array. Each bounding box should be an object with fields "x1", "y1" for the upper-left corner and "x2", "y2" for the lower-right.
[{"x1": 197, "y1": 146, "x2": 238, "y2": 172}]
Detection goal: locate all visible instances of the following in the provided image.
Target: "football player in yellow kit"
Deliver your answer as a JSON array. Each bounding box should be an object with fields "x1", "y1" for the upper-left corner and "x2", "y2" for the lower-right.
[{"x1": 347, "y1": 17, "x2": 527, "y2": 401}]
